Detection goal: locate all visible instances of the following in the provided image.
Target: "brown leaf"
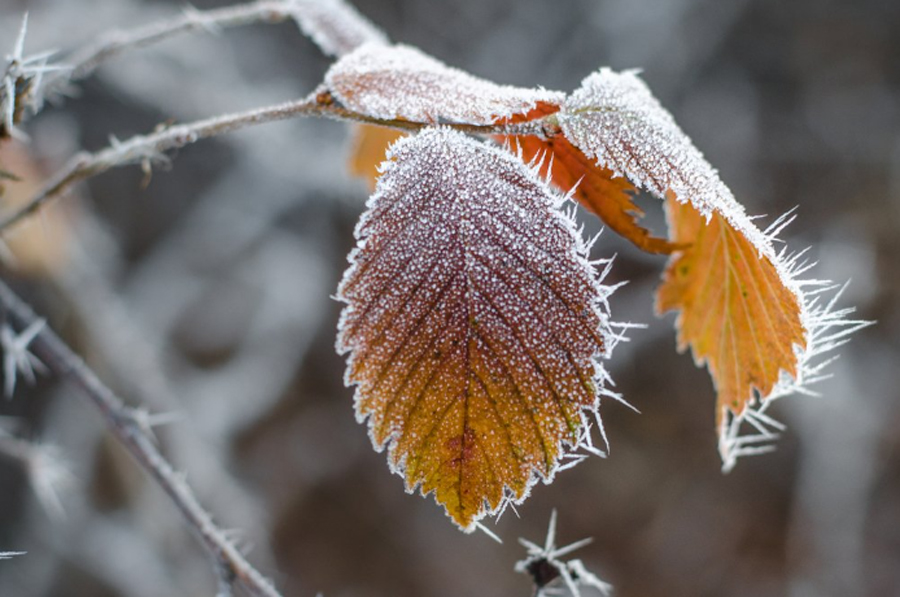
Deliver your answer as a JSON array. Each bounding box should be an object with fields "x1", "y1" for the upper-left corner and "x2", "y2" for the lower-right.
[
  {"x1": 656, "y1": 197, "x2": 806, "y2": 428},
  {"x1": 337, "y1": 128, "x2": 613, "y2": 530}
]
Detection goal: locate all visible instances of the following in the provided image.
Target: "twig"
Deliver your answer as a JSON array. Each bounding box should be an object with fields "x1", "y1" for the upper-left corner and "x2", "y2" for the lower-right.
[
  {"x1": 0, "y1": 90, "x2": 554, "y2": 232},
  {"x1": 0, "y1": 278, "x2": 283, "y2": 597},
  {"x1": 40, "y1": 0, "x2": 383, "y2": 100},
  {"x1": 5, "y1": 0, "x2": 385, "y2": 133}
]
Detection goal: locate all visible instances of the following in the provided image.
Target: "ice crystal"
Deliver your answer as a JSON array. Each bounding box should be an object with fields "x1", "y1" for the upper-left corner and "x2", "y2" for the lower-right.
[
  {"x1": 337, "y1": 127, "x2": 618, "y2": 530},
  {"x1": 1, "y1": 319, "x2": 47, "y2": 397},
  {"x1": 516, "y1": 509, "x2": 612, "y2": 597},
  {"x1": 0, "y1": 552, "x2": 24, "y2": 560},
  {"x1": 2, "y1": 14, "x2": 63, "y2": 139},
  {"x1": 560, "y1": 68, "x2": 868, "y2": 468},
  {"x1": 326, "y1": 43, "x2": 565, "y2": 125}
]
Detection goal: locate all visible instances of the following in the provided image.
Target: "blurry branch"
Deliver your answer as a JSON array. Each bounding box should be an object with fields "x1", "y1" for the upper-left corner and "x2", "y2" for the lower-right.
[
  {"x1": 0, "y1": 90, "x2": 553, "y2": 232},
  {"x1": 4, "y1": 0, "x2": 386, "y2": 135},
  {"x1": 45, "y1": 1, "x2": 297, "y2": 95},
  {"x1": 0, "y1": 279, "x2": 283, "y2": 597}
]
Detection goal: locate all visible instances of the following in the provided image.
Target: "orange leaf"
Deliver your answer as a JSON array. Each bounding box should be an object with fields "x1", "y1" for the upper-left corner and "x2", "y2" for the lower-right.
[
  {"x1": 512, "y1": 135, "x2": 681, "y2": 254},
  {"x1": 337, "y1": 128, "x2": 613, "y2": 530},
  {"x1": 347, "y1": 124, "x2": 406, "y2": 190},
  {"x1": 656, "y1": 197, "x2": 806, "y2": 429},
  {"x1": 0, "y1": 141, "x2": 73, "y2": 277}
]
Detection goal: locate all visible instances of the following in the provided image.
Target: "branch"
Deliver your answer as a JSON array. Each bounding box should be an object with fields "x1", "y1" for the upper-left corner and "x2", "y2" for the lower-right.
[
  {"x1": 43, "y1": 1, "x2": 297, "y2": 97},
  {"x1": 0, "y1": 90, "x2": 555, "y2": 232},
  {"x1": 5, "y1": 0, "x2": 386, "y2": 133},
  {"x1": 0, "y1": 279, "x2": 283, "y2": 597},
  {"x1": 42, "y1": 0, "x2": 387, "y2": 100}
]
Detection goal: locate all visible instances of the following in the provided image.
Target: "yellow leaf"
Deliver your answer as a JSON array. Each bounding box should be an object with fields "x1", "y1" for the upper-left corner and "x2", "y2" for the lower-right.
[
  {"x1": 338, "y1": 128, "x2": 613, "y2": 530},
  {"x1": 656, "y1": 197, "x2": 806, "y2": 429}
]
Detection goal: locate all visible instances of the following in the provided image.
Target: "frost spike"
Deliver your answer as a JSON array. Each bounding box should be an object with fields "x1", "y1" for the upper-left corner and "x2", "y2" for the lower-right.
[{"x1": 559, "y1": 67, "x2": 866, "y2": 467}]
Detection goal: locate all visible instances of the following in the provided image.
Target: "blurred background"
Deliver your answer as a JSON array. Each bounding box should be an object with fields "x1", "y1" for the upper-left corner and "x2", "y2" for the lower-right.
[{"x1": 0, "y1": 0, "x2": 896, "y2": 595}]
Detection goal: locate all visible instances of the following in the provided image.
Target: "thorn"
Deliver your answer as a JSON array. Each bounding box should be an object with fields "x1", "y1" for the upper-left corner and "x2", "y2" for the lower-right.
[
  {"x1": 1, "y1": 319, "x2": 47, "y2": 397},
  {"x1": 11, "y1": 14, "x2": 29, "y2": 64}
]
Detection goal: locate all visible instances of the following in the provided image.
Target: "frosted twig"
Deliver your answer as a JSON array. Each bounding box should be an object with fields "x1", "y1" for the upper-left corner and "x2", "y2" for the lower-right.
[
  {"x1": 0, "y1": 279, "x2": 282, "y2": 597},
  {"x1": 0, "y1": 91, "x2": 553, "y2": 233},
  {"x1": 39, "y1": 0, "x2": 382, "y2": 105}
]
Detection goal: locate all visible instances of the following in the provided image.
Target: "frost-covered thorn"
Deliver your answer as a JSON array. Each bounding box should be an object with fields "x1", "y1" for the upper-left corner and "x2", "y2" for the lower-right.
[
  {"x1": 182, "y1": 4, "x2": 223, "y2": 35},
  {"x1": 26, "y1": 441, "x2": 71, "y2": 519},
  {"x1": 516, "y1": 510, "x2": 612, "y2": 597},
  {"x1": 1, "y1": 319, "x2": 48, "y2": 398},
  {"x1": 2, "y1": 14, "x2": 64, "y2": 138},
  {"x1": 0, "y1": 433, "x2": 72, "y2": 519},
  {"x1": 10, "y1": 13, "x2": 29, "y2": 64},
  {"x1": 129, "y1": 406, "x2": 181, "y2": 443}
]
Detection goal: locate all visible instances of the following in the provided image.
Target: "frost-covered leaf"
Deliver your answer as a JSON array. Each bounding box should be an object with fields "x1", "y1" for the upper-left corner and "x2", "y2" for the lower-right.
[
  {"x1": 337, "y1": 127, "x2": 615, "y2": 531},
  {"x1": 290, "y1": 0, "x2": 389, "y2": 58},
  {"x1": 560, "y1": 68, "x2": 865, "y2": 465},
  {"x1": 325, "y1": 43, "x2": 565, "y2": 125},
  {"x1": 559, "y1": 68, "x2": 748, "y2": 222},
  {"x1": 657, "y1": 198, "x2": 805, "y2": 429},
  {"x1": 501, "y1": 102, "x2": 677, "y2": 254},
  {"x1": 346, "y1": 124, "x2": 405, "y2": 190},
  {"x1": 512, "y1": 135, "x2": 680, "y2": 254}
]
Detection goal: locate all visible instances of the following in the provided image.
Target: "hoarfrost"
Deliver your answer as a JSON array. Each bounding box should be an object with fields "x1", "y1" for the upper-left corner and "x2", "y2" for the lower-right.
[
  {"x1": 326, "y1": 43, "x2": 565, "y2": 125},
  {"x1": 336, "y1": 127, "x2": 618, "y2": 530},
  {"x1": 289, "y1": 0, "x2": 389, "y2": 58},
  {"x1": 516, "y1": 509, "x2": 612, "y2": 596},
  {"x1": 559, "y1": 68, "x2": 868, "y2": 468}
]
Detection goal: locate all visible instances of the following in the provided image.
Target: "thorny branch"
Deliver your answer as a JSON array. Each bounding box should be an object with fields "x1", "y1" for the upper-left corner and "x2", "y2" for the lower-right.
[
  {"x1": 4, "y1": 0, "x2": 386, "y2": 134},
  {"x1": 0, "y1": 90, "x2": 556, "y2": 232},
  {"x1": 41, "y1": 1, "x2": 302, "y2": 97},
  {"x1": 0, "y1": 279, "x2": 283, "y2": 597}
]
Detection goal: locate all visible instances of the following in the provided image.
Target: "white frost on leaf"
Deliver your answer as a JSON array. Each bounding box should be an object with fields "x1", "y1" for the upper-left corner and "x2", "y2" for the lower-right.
[
  {"x1": 560, "y1": 68, "x2": 870, "y2": 469},
  {"x1": 325, "y1": 43, "x2": 565, "y2": 125},
  {"x1": 289, "y1": 0, "x2": 389, "y2": 58},
  {"x1": 559, "y1": 68, "x2": 765, "y2": 246},
  {"x1": 336, "y1": 127, "x2": 619, "y2": 530},
  {"x1": 718, "y1": 277, "x2": 872, "y2": 471}
]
